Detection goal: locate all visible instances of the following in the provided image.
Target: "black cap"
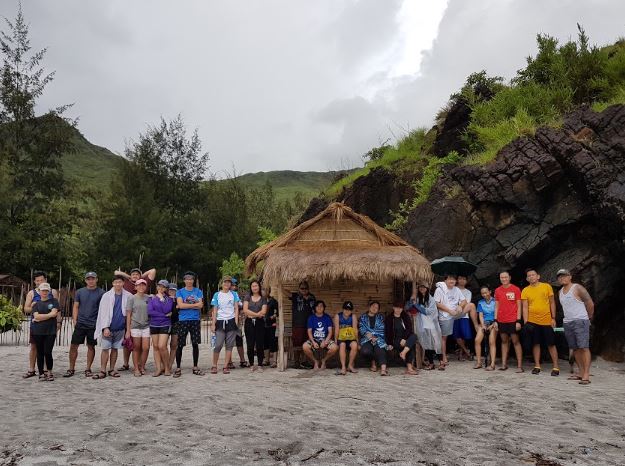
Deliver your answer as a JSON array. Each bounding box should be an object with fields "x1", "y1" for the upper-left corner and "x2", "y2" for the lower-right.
[
  {"x1": 183, "y1": 271, "x2": 196, "y2": 279},
  {"x1": 342, "y1": 301, "x2": 354, "y2": 311}
]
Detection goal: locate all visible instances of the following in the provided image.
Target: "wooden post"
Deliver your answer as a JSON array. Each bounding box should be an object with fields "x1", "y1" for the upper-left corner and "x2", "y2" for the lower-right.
[{"x1": 277, "y1": 283, "x2": 285, "y2": 372}]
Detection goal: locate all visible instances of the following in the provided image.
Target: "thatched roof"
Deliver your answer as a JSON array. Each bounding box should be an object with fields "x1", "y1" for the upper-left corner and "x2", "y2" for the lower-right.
[{"x1": 246, "y1": 202, "x2": 432, "y2": 284}]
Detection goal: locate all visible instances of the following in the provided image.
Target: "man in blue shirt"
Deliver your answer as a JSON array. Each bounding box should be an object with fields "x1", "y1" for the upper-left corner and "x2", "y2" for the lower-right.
[
  {"x1": 302, "y1": 300, "x2": 338, "y2": 371},
  {"x1": 174, "y1": 271, "x2": 204, "y2": 377}
]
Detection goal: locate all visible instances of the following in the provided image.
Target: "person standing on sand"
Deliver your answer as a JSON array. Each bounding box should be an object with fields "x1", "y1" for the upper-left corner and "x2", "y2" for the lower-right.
[
  {"x1": 126, "y1": 279, "x2": 151, "y2": 377},
  {"x1": 359, "y1": 301, "x2": 389, "y2": 376},
  {"x1": 494, "y1": 271, "x2": 524, "y2": 372},
  {"x1": 302, "y1": 300, "x2": 338, "y2": 371},
  {"x1": 229, "y1": 278, "x2": 248, "y2": 369},
  {"x1": 474, "y1": 285, "x2": 498, "y2": 370},
  {"x1": 22, "y1": 271, "x2": 60, "y2": 379},
  {"x1": 434, "y1": 275, "x2": 467, "y2": 368},
  {"x1": 243, "y1": 280, "x2": 268, "y2": 371},
  {"x1": 407, "y1": 283, "x2": 443, "y2": 371},
  {"x1": 385, "y1": 301, "x2": 419, "y2": 375},
  {"x1": 453, "y1": 275, "x2": 476, "y2": 361},
  {"x1": 290, "y1": 281, "x2": 316, "y2": 369},
  {"x1": 114, "y1": 267, "x2": 156, "y2": 372},
  {"x1": 147, "y1": 280, "x2": 174, "y2": 376},
  {"x1": 174, "y1": 272, "x2": 204, "y2": 377},
  {"x1": 64, "y1": 271, "x2": 105, "y2": 378},
  {"x1": 93, "y1": 275, "x2": 132, "y2": 379},
  {"x1": 30, "y1": 283, "x2": 60, "y2": 381},
  {"x1": 522, "y1": 268, "x2": 560, "y2": 376},
  {"x1": 557, "y1": 269, "x2": 594, "y2": 385},
  {"x1": 334, "y1": 300, "x2": 359, "y2": 375},
  {"x1": 167, "y1": 283, "x2": 180, "y2": 373},
  {"x1": 263, "y1": 287, "x2": 279, "y2": 368},
  {"x1": 210, "y1": 275, "x2": 240, "y2": 374}
]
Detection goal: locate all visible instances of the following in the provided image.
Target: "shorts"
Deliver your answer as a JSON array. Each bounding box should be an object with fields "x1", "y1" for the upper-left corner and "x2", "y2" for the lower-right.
[
  {"x1": 150, "y1": 326, "x2": 171, "y2": 335},
  {"x1": 564, "y1": 319, "x2": 590, "y2": 350},
  {"x1": 177, "y1": 320, "x2": 201, "y2": 347},
  {"x1": 305, "y1": 339, "x2": 336, "y2": 359},
  {"x1": 71, "y1": 324, "x2": 97, "y2": 346},
  {"x1": 130, "y1": 327, "x2": 150, "y2": 338},
  {"x1": 337, "y1": 340, "x2": 357, "y2": 347},
  {"x1": 170, "y1": 321, "x2": 181, "y2": 336},
  {"x1": 305, "y1": 339, "x2": 337, "y2": 349},
  {"x1": 439, "y1": 319, "x2": 454, "y2": 337},
  {"x1": 292, "y1": 326, "x2": 308, "y2": 347},
  {"x1": 453, "y1": 318, "x2": 473, "y2": 340},
  {"x1": 498, "y1": 322, "x2": 518, "y2": 335},
  {"x1": 100, "y1": 330, "x2": 125, "y2": 350},
  {"x1": 527, "y1": 323, "x2": 556, "y2": 347}
]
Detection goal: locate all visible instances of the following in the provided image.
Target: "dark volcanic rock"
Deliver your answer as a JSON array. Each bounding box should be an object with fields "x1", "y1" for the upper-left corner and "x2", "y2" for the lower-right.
[{"x1": 432, "y1": 98, "x2": 472, "y2": 157}]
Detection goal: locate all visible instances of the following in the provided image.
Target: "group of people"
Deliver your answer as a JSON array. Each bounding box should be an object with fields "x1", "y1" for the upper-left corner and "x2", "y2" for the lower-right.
[{"x1": 22, "y1": 266, "x2": 595, "y2": 385}]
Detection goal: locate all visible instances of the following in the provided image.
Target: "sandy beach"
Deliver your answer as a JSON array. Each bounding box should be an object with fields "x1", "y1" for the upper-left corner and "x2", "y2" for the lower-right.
[{"x1": 1, "y1": 345, "x2": 624, "y2": 466}]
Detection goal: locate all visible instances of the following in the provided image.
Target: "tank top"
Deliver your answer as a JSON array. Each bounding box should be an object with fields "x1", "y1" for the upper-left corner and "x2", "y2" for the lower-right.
[
  {"x1": 337, "y1": 312, "x2": 356, "y2": 341},
  {"x1": 559, "y1": 284, "x2": 589, "y2": 322}
]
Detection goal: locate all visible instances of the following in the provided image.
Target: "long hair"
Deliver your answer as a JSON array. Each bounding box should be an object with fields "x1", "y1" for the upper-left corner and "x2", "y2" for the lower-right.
[
  {"x1": 417, "y1": 287, "x2": 430, "y2": 306},
  {"x1": 249, "y1": 279, "x2": 262, "y2": 297}
]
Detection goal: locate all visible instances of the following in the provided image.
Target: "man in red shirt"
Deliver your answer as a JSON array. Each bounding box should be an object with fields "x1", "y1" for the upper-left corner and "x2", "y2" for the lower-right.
[{"x1": 494, "y1": 271, "x2": 524, "y2": 372}]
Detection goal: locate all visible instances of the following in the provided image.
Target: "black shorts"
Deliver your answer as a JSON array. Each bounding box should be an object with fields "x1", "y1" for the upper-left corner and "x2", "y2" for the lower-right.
[
  {"x1": 177, "y1": 320, "x2": 201, "y2": 347},
  {"x1": 71, "y1": 324, "x2": 97, "y2": 346},
  {"x1": 527, "y1": 323, "x2": 555, "y2": 347},
  {"x1": 150, "y1": 326, "x2": 171, "y2": 335},
  {"x1": 170, "y1": 321, "x2": 181, "y2": 336},
  {"x1": 337, "y1": 340, "x2": 357, "y2": 347},
  {"x1": 498, "y1": 322, "x2": 518, "y2": 335}
]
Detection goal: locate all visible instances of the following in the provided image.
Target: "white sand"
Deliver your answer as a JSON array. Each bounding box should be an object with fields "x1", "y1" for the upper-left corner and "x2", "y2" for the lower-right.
[{"x1": 1, "y1": 345, "x2": 624, "y2": 465}]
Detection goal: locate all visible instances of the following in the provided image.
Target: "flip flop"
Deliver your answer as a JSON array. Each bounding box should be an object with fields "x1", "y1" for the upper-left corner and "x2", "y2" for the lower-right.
[
  {"x1": 485, "y1": 366, "x2": 495, "y2": 371},
  {"x1": 62, "y1": 369, "x2": 75, "y2": 378},
  {"x1": 380, "y1": 370, "x2": 389, "y2": 376}
]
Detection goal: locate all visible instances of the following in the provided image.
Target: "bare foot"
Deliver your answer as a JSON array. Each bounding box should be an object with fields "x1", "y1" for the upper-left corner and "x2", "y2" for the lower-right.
[
  {"x1": 347, "y1": 367, "x2": 358, "y2": 373},
  {"x1": 320, "y1": 361, "x2": 327, "y2": 370}
]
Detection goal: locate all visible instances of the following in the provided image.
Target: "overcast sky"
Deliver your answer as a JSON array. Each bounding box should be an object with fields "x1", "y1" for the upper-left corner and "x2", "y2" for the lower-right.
[{"x1": 1, "y1": 1, "x2": 624, "y2": 176}]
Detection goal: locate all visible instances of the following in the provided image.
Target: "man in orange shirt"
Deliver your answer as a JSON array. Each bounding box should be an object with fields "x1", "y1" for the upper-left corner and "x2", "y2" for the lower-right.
[{"x1": 521, "y1": 268, "x2": 559, "y2": 376}]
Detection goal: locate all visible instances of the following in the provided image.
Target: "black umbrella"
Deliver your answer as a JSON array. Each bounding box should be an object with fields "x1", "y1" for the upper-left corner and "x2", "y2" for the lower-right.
[{"x1": 431, "y1": 256, "x2": 477, "y2": 277}]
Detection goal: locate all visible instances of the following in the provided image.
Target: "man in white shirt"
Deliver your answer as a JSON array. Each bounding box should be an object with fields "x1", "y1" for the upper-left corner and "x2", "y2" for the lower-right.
[{"x1": 434, "y1": 275, "x2": 468, "y2": 367}]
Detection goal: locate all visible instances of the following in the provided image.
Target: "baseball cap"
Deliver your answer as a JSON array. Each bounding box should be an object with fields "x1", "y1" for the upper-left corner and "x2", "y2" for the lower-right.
[
  {"x1": 222, "y1": 275, "x2": 233, "y2": 283},
  {"x1": 157, "y1": 279, "x2": 169, "y2": 287},
  {"x1": 168, "y1": 283, "x2": 178, "y2": 291},
  {"x1": 38, "y1": 282, "x2": 51, "y2": 291},
  {"x1": 231, "y1": 277, "x2": 238, "y2": 285},
  {"x1": 130, "y1": 268, "x2": 142, "y2": 275},
  {"x1": 135, "y1": 279, "x2": 148, "y2": 286},
  {"x1": 85, "y1": 271, "x2": 97, "y2": 279},
  {"x1": 342, "y1": 300, "x2": 354, "y2": 311},
  {"x1": 556, "y1": 269, "x2": 571, "y2": 277},
  {"x1": 183, "y1": 271, "x2": 196, "y2": 279}
]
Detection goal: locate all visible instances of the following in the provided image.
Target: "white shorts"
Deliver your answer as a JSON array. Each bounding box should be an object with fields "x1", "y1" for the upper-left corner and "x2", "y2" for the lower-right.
[{"x1": 130, "y1": 327, "x2": 150, "y2": 338}]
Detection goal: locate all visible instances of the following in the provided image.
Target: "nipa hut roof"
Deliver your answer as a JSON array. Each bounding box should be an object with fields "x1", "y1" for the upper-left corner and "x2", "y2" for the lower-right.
[{"x1": 245, "y1": 202, "x2": 432, "y2": 285}]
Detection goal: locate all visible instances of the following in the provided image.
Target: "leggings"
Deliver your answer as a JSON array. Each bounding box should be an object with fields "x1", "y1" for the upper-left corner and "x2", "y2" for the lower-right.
[
  {"x1": 176, "y1": 343, "x2": 199, "y2": 368},
  {"x1": 245, "y1": 318, "x2": 265, "y2": 365},
  {"x1": 33, "y1": 334, "x2": 56, "y2": 374},
  {"x1": 360, "y1": 341, "x2": 387, "y2": 366},
  {"x1": 394, "y1": 334, "x2": 418, "y2": 366},
  {"x1": 425, "y1": 349, "x2": 442, "y2": 364}
]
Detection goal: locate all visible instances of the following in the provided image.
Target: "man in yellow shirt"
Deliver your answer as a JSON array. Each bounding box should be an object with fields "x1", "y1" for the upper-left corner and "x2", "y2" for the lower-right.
[{"x1": 521, "y1": 268, "x2": 560, "y2": 376}]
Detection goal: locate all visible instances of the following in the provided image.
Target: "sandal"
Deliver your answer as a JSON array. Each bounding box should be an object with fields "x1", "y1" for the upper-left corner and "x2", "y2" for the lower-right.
[
  {"x1": 192, "y1": 369, "x2": 205, "y2": 376},
  {"x1": 38, "y1": 374, "x2": 47, "y2": 381},
  {"x1": 438, "y1": 364, "x2": 445, "y2": 371},
  {"x1": 498, "y1": 366, "x2": 508, "y2": 371},
  {"x1": 579, "y1": 379, "x2": 591, "y2": 385},
  {"x1": 92, "y1": 371, "x2": 107, "y2": 380},
  {"x1": 347, "y1": 367, "x2": 359, "y2": 374},
  {"x1": 227, "y1": 362, "x2": 236, "y2": 370},
  {"x1": 568, "y1": 375, "x2": 582, "y2": 380},
  {"x1": 46, "y1": 373, "x2": 55, "y2": 381},
  {"x1": 270, "y1": 362, "x2": 277, "y2": 369},
  {"x1": 173, "y1": 368, "x2": 182, "y2": 378},
  {"x1": 108, "y1": 370, "x2": 120, "y2": 378},
  {"x1": 210, "y1": 366, "x2": 218, "y2": 374},
  {"x1": 62, "y1": 369, "x2": 75, "y2": 378},
  {"x1": 239, "y1": 361, "x2": 249, "y2": 368},
  {"x1": 22, "y1": 370, "x2": 37, "y2": 379},
  {"x1": 84, "y1": 369, "x2": 93, "y2": 378},
  {"x1": 485, "y1": 365, "x2": 496, "y2": 372},
  {"x1": 551, "y1": 368, "x2": 560, "y2": 377},
  {"x1": 223, "y1": 367, "x2": 231, "y2": 374},
  {"x1": 380, "y1": 369, "x2": 389, "y2": 376},
  {"x1": 473, "y1": 363, "x2": 483, "y2": 369},
  {"x1": 531, "y1": 367, "x2": 541, "y2": 375},
  {"x1": 117, "y1": 364, "x2": 130, "y2": 372},
  {"x1": 515, "y1": 367, "x2": 525, "y2": 373}
]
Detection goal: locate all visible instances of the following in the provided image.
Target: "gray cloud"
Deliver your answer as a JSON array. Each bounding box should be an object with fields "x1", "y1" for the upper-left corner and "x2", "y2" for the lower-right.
[{"x1": 1, "y1": 0, "x2": 623, "y2": 175}]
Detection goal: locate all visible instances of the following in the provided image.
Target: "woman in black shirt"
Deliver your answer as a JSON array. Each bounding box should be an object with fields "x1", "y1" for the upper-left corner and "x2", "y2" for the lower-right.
[{"x1": 31, "y1": 283, "x2": 60, "y2": 381}]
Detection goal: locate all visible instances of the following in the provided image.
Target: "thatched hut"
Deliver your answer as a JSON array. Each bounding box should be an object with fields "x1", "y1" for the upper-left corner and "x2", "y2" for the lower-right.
[{"x1": 245, "y1": 202, "x2": 432, "y2": 370}]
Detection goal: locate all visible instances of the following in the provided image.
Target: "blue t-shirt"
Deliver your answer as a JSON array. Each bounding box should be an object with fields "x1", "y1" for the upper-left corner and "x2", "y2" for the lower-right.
[
  {"x1": 110, "y1": 293, "x2": 126, "y2": 331},
  {"x1": 478, "y1": 298, "x2": 496, "y2": 323},
  {"x1": 176, "y1": 287, "x2": 203, "y2": 321},
  {"x1": 307, "y1": 313, "x2": 333, "y2": 341}
]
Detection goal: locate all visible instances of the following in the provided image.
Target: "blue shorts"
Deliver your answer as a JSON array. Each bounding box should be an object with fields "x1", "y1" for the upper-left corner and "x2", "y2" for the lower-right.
[
  {"x1": 453, "y1": 318, "x2": 473, "y2": 340},
  {"x1": 100, "y1": 330, "x2": 124, "y2": 350}
]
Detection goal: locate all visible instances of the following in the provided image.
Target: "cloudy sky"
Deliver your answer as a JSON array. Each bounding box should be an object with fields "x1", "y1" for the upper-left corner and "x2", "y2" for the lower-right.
[{"x1": 1, "y1": 0, "x2": 623, "y2": 176}]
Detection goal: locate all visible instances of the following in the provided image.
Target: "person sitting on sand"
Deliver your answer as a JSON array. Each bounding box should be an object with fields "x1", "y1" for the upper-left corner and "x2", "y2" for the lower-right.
[
  {"x1": 243, "y1": 280, "x2": 268, "y2": 371},
  {"x1": 333, "y1": 300, "x2": 359, "y2": 375},
  {"x1": 453, "y1": 275, "x2": 475, "y2": 361},
  {"x1": 407, "y1": 283, "x2": 443, "y2": 371},
  {"x1": 359, "y1": 301, "x2": 389, "y2": 376},
  {"x1": 494, "y1": 271, "x2": 524, "y2": 373},
  {"x1": 147, "y1": 280, "x2": 174, "y2": 376},
  {"x1": 210, "y1": 275, "x2": 240, "y2": 374},
  {"x1": 30, "y1": 282, "x2": 60, "y2": 381},
  {"x1": 303, "y1": 300, "x2": 338, "y2": 370},
  {"x1": 474, "y1": 285, "x2": 498, "y2": 371},
  {"x1": 126, "y1": 279, "x2": 151, "y2": 377},
  {"x1": 93, "y1": 275, "x2": 132, "y2": 379},
  {"x1": 385, "y1": 300, "x2": 419, "y2": 375},
  {"x1": 434, "y1": 275, "x2": 467, "y2": 368}
]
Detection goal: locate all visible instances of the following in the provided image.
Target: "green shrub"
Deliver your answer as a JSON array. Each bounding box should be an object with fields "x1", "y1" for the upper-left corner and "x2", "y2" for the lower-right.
[{"x1": 0, "y1": 295, "x2": 23, "y2": 333}]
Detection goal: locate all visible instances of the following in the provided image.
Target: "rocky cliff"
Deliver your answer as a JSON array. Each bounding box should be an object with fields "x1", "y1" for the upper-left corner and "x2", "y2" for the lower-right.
[{"x1": 303, "y1": 104, "x2": 625, "y2": 360}]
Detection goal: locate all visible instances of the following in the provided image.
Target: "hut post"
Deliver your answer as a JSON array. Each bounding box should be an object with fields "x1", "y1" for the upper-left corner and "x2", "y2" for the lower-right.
[{"x1": 276, "y1": 283, "x2": 285, "y2": 371}]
